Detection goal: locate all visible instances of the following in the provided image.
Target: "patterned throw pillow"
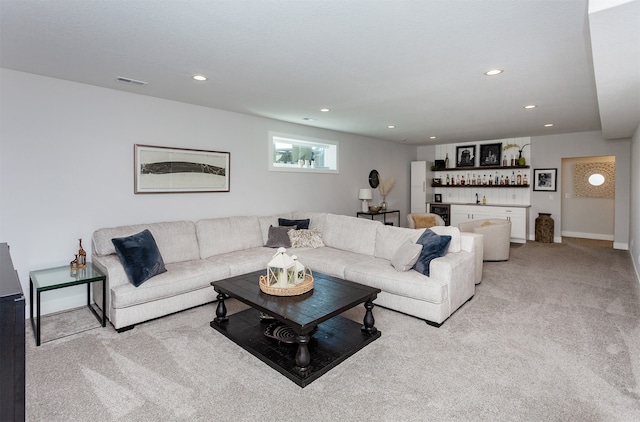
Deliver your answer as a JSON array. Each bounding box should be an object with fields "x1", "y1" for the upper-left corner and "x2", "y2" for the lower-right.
[{"x1": 288, "y1": 228, "x2": 325, "y2": 248}]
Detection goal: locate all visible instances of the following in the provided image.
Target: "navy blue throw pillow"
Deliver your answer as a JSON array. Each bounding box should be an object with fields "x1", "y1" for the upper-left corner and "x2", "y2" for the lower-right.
[
  {"x1": 413, "y1": 229, "x2": 452, "y2": 276},
  {"x1": 112, "y1": 229, "x2": 167, "y2": 287},
  {"x1": 279, "y1": 218, "x2": 310, "y2": 230}
]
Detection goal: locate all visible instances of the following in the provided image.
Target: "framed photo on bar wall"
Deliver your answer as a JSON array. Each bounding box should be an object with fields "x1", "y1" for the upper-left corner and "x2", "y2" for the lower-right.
[
  {"x1": 434, "y1": 193, "x2": 442, "y2": 203},
  {"x1": 134, "y1": 144, "x2": 230, "y2": 193},
  {"x1": 533, "y1": 168, "x2": 557, "y2": 192},
  {"x1": 479, "y1": 143, "x2": 502, "y2": 167},
  {"x1": 456, "y1": 145, "x2": 476, "y2": 167}
]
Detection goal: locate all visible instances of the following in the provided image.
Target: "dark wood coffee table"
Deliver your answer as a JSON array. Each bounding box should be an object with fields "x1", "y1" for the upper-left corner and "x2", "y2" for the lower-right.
[{"x1": 210, "y1": 270, "x2": 381, "y2": 387}]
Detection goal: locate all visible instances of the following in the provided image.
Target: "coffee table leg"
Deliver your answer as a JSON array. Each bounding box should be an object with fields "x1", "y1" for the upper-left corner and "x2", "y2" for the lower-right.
[
  {"x1": 294, "y1": 334, "x2": 312, "y2": 376},
  {"x1": 214, "y1": 292, "x2": 228, "y2": 324},
  {"x1": 361, "y1": 299, "x2": 378, "y2": 335}
]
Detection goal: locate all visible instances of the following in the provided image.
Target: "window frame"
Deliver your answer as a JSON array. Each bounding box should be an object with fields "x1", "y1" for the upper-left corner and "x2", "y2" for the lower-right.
[{"x1": 268, "y1": 132, "x2": 339, "y2": 174}]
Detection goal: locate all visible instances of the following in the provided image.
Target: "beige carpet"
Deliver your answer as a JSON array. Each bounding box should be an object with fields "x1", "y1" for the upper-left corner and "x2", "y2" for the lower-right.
[{"x1": 25, "y1": 238, "x2": 640, "y2": 421}]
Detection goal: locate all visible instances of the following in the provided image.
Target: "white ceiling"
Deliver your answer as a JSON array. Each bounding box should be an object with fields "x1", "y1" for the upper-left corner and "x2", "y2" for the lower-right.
[{"x1": 1, "y1": 0, "x2": 638, "y2": 145}]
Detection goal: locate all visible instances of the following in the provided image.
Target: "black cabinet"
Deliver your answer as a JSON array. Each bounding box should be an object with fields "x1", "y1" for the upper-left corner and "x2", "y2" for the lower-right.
[
  {"x1": 429, "y1": 203, "x2": 451, "y2": 226},
  {"x1": 0, "y1": 243, "x2": 25, "y2": 422}
]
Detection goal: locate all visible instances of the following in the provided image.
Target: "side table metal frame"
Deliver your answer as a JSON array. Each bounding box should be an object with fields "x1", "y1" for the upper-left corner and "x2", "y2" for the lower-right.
[
  {"x1": 356, "y1": 209, "x2": 401, "y2": 226},
  {"x1": 29, "y1": 265, "x2": 106, "y2": 346}
]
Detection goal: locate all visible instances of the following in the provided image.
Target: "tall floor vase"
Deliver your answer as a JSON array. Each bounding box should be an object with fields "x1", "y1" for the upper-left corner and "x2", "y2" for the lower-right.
[{"x1": 535, "y1": 213, "x2": 554, "y2": 243}]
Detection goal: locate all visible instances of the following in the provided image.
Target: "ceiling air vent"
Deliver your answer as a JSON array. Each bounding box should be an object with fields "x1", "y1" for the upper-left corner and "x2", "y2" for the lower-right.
[{"x1": 116, "y1": 76, "x2": 148, "y2": 86}]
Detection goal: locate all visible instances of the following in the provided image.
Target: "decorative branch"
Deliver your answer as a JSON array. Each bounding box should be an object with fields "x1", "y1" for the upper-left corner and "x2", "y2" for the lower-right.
[{"x1": 378, "y1": 177, "x2": 395, "y2": 197}]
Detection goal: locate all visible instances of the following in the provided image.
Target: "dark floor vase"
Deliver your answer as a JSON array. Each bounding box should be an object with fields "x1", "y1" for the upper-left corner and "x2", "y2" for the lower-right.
[{"x1": 535, "y1": 213, "x2": 554, "y2": 243}]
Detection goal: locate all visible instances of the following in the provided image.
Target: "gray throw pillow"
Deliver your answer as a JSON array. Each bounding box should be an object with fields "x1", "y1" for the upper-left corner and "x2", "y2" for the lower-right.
[
  {"x1": 265, "y1": 225, "x2": 294, "y2": 248},
  {"x1": 391, "y1": 241, "x2": 423, "y2": 272}
]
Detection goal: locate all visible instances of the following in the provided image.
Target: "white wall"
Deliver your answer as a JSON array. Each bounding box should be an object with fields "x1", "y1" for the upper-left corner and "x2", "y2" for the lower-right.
[
  {"x1": 531, "y1": 131, "x2": 631, "y2": 248},
  {"x1": 0, "y1": 69, "x2": 416, "y2": 315},
  {"x1": 630, "y1": 123, "x2": 640, "y2": 283},
  {"x1": 561, "y1": 155, "x2": 616, "y2": 240}
]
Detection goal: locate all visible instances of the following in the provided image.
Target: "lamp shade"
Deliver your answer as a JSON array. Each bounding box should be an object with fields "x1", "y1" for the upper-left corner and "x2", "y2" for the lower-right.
[{"x1": 358, "y1": 188, "x2": 373, "y2": 200}]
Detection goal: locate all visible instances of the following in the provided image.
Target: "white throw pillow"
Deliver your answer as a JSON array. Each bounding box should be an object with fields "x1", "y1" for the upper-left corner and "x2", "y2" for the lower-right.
[
  {"x1": 391, "y1": 241, "x2": 423, "y2": 272},
  {"x1": 288, "y1": 228, "x2": 325, "y2": 248}
]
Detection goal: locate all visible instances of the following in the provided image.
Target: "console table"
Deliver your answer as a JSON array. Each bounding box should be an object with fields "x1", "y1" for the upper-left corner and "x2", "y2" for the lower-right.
[{"x1": 356, "y1": 209, "x2": 400, "y2": 226}]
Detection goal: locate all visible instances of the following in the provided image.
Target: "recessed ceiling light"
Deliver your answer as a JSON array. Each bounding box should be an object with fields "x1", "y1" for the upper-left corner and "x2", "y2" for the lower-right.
[
  {"x1": 484, "y1": 69, "x2": 503, "y2": 76},
  {"x1": 430, "y1": 136, "x2": 437, "y2": 139},
  {"x1": 303, "y1": 117, "x2": 316, "y2": 121},
  {"x1": 320, "y1": 108, "x2": 330, "y2": 112},
  {"x1": 524, "y1": 104, "x2": 536, "y2": 109},
  {"x1": 544, "y1": 123, "x2": 554, "y2": 127},
  {"x1": 387, "y1": 125, "x2": 396, "y2": 129},
  {"x1": 193, "y1": 75, "x2": 207, "y2": 81}
]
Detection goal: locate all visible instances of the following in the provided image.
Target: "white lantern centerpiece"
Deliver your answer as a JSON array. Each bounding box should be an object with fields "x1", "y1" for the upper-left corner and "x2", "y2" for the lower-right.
[
  {"x1": 259, "y1": 248, "x2": 314, "y2": 296},
  {"x1": 267, "y1": 247, "x2": 296, "y2": 287},
  {"x1": 292, "y1": 255, "x2": 306, "y2": 284}
]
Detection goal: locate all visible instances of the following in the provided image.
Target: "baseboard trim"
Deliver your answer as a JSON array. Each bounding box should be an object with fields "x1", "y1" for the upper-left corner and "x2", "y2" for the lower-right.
[{"x1": 561, "y1": 231, "x2": 615, "y2": 241}]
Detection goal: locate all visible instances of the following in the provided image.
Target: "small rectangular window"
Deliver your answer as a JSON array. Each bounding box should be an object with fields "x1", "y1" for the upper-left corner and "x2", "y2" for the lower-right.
[{"x1": 268, "y1": 132, "x2": 339, "y2": 173}]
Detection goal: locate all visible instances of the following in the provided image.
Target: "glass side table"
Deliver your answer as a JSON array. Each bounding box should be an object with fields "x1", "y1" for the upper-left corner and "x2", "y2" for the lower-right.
[{"x1": 29, "y1": 263, "x2": 106, "y2": 346}]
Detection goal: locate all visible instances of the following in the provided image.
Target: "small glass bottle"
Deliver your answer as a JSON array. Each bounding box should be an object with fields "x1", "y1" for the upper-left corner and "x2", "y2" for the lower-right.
[
  {"x1": 517, "y1": 171, "x2": 522, "y2": 185},
  {"x1": 482, "y1": 195, "x2": 486, "y2": 205}
]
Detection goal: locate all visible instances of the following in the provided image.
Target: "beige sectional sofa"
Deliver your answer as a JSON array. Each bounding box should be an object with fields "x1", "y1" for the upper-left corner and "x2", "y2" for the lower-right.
[{"x1": 92, "y1": 212, "x2": 481, "y2": 331}]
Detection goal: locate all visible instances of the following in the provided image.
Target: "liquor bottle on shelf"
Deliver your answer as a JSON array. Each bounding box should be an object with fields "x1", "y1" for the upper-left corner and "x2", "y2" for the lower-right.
[
  {"x1": 461, "y1": 175, "x2": 465, "y2": 185},
  {"x1": 511, "y1": 171, "x2": 515, "y2": 185},
  {"x1": 510, "y1": 155, "x2": 515, "y2": 166},
  {"x1": 445, "y1": 153, "x2": 450, "y2": 169},
  {"x1": 446, "y1": 174, "x2": 450, "y2": 185},
  {"x1": 517, "y1": 171, "x2": 522, "y2": 185},
  {"x1": 523, "y1": 173, "x2": 528, "y2": 185},
  {"x1": 503, "y1": 155, "x2": 507, "y2": 166}
]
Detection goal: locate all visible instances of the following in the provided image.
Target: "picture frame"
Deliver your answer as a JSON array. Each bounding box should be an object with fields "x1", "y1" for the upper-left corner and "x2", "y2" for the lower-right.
[
  {"x1": 456, "y1": 145, "x2": 476, "y2": 167},
  {"x1": 479, "y1": 143, "x2": 502, "y2": 167},
  {"x1": 134, "y1": 144, "x2": 230, "y2": 194},
  {"x1": 434, "y1": 193, "x2": 442, "y2": 203},
  {"x1": 533, "y1": 168, "x2": 557, "y2": 192}
]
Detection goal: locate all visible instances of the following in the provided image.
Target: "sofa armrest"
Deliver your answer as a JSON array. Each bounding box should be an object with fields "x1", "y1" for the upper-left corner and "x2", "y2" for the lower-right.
[
  {"x1": 460, "y1": 232, "x2": 483, "y2": 284},
  {"x1": 430, "y1": 251, "x2": 476, "y2": 316},
  {"x1": 92, "y1": 254, "x2": 129, "y2": 320}
]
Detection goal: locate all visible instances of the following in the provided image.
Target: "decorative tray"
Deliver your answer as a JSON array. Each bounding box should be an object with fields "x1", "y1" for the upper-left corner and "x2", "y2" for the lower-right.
[
  {"x1": 263, "y1": 322, "x2": 298, "y2": 344},
  {"x1": 259, "y1": 271, "x2": 314, "y2": 296}
]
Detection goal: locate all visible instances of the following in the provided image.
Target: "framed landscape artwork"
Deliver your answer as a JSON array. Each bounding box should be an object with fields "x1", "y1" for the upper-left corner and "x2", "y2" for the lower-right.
[
  {"x1": 479, "y1": 143, "x2": 502, "y2": 167},
  {"x1": 533, "y1": 168, "x2": 557, "y2": 192},
  {"x1": 456, "y1": 145, "x2": 476, "y2": 167},
  {"x1": 134, "y1": 144, "x2": 230, "y2": 193}
]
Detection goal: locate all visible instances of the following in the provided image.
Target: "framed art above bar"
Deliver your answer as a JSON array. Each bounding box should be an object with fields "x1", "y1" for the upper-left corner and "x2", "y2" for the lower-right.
[
  {"x1": 134, "y1": 144, "x2": 230, "y2": 193},
  {"x1": 456, "y1": 145, "x2": 476, "y2": 167},
  {"x1": 479, "y1": 143, "x2": 502, "y2": 167}
]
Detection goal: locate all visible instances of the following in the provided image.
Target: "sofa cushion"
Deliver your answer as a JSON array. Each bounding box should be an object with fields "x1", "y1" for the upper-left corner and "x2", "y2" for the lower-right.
[
  {"x1": 111, "y1": 259, "x2": 230, "y2": 309},
  {"x1": 288, "y1": 228, "x2": 325, "y2": 248},
  {"x1": 374, "y1": 225, "x2": 424, "y2": 261},
  {"x1": 196, "y1": 216, "x2": 263, "y2": 259},
  {"x1": 429, "y1": 226, "x2": 461, "y2": 253},
  {"x1": 265, "y1": 225, "x2": 293, "y2": 248},
  {"x1": 291, "y1": 211, "x2": 327, "y2": 233},
  {"x1": 391, "y1": 241, "x2": 423, "y2": 272},
  {"x1": 258, "y1": 213, "x2": 292, "y2": 245},
  {"x1": 291, "y1": 247, "x2": 375, "y2": 279},
  {"x1": 345, "y1": 258, "x2": 448, "y2": 304},
  {"x1": 322, "y1": 214, "x2": 380, "y2": 256},
  {"x1": 111, "y1": 229, "x2": 167, "y2": 287},
  {"x1": 279, "y1": 218, "x2": 310, "y2": 230},
  {"x1": 413, "y1": 229, "x2": 451, "y2": 276},
  {"x1": 93, "y1": 221, "x2": 200, "y2": 264}
]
